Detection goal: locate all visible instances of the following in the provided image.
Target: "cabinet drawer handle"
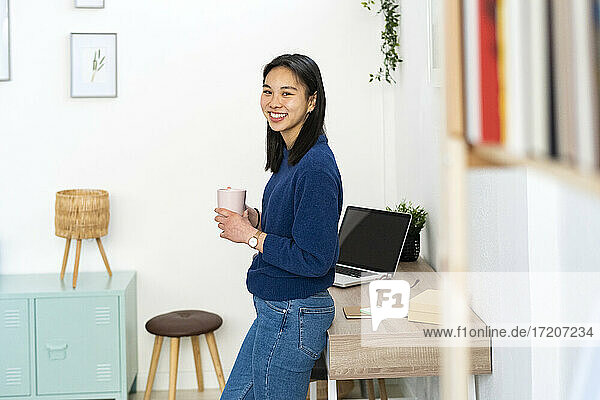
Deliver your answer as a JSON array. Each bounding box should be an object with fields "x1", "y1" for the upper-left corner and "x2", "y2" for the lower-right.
[{"x1": 46, "y1": 342, "x2": 68, "y2": 360}]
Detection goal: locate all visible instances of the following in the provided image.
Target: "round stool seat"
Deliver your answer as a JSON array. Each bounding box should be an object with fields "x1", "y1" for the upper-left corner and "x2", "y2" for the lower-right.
[{"x1": 145, "y1": 310, "x2": 223, "y2": 338}]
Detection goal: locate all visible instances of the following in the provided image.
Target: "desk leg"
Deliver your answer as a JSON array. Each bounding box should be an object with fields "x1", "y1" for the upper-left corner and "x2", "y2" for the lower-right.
[
  {"x1": 327, "y1": 379, "x2": 337, "y2": 400},
  {"x1": 325, "y1": 339, "x2": 338, "y2": 400},
  {"x1": 309, "y1": 381, "x2": 318, "y2": 400},
  {"x1": 468, "y1": 375, "x2": 477, "y2": 400}
]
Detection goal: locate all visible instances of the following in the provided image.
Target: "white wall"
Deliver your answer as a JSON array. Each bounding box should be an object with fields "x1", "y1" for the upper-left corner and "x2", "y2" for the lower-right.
[
  {"x1": 392, "y1": 0, "x2": 442, "y2": 268},
  {"x1": 0, "y1": 0, "x2": 389, "y2": 389},
  {"x1": 468, "y1": 168, "x2": 533, "y2": 400},
  {"x1": 390, "y1": 0, "x2": 443, "y2": 397},
  {"x1": 527, "y1": 170, "x2": 600, "y2": 400},
  {"x1": 467, "y1": 167, "x2": 600, "y2": 400}
]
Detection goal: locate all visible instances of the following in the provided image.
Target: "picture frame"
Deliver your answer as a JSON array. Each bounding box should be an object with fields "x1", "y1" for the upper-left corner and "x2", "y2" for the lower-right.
[
  {"x1": 70, "y1": 33, "x2": 117, "y2": 98},
  {"x1": 75, "y1": 0, "x2": 104, "y2": 9},
  {"x1": 0, "y1": 0, "x2": 10, "y2": 81},
  {"x1": 427, "y1": 0, "x2": 441, "y2": 87}
]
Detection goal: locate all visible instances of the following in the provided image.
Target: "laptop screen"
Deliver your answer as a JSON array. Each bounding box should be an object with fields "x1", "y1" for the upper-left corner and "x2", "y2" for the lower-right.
[{"x1": 337, "y1": 206, "x2": 412, "y2": 273}]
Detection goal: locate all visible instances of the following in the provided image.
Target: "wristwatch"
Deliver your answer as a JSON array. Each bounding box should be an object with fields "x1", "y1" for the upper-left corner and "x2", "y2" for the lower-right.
[{"x1": 248, "y1": 230, "x2": 262, "y2": 249}]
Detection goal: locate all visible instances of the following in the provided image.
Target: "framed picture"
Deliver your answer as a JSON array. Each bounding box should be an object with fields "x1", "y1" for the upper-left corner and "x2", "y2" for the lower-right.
[
  {"x1": 0, "y1": 0, "x2": 10, "y2": 81},
  {"x1": 75, "y1": 0, "x2": 104, "y2": 8},
  {"x1": 427, "y1": 0, "x2": 441, "y2": 87},
  {"x1": 70, "y1": 33, "x2": 117, "y2": 98}
]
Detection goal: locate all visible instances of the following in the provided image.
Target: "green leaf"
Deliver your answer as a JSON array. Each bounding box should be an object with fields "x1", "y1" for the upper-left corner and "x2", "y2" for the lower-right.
[{"x1": 363, "y1": 0, "x2": 401, "y2": 85}]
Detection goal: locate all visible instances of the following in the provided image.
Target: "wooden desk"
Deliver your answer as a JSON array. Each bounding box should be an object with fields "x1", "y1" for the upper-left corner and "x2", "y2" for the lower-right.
[{"x1": 324, "y1": 258, "x2": 491, "y2": 399}]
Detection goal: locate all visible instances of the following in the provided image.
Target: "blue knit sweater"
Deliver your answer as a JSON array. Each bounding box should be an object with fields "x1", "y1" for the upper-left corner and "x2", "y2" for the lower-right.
[{"x1": 246, "y1": 134, "x2": 343, "y2": 301}]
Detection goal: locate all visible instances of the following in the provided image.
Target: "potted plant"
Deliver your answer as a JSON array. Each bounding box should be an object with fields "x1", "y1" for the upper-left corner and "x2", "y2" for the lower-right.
[{"x1": 386, "y1": 199, "x2": 428, "y2": 262}]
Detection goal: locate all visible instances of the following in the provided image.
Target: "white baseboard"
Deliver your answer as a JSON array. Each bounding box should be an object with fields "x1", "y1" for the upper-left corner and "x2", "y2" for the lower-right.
[
  {"x1": 136, "y1": 368, "x2": 231, "y2": 391},
  {"x1": 348, "y1": 398, "x2": 410, "y2": 400},
  {"x1": 136, "y1": 371, "x2": 417, "y2": 400}
]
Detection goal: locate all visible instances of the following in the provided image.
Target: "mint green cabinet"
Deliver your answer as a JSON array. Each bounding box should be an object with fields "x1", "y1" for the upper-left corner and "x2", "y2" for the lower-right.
[
  {"x1": 0, "y1": 271, "x2": 137, "y2": 400},
  {"x1": 0, "y1": 299, "x2": 31, "y2": 397},
  {"x1": 36, "y1": 296, "x2": 121, "y2": 395}
]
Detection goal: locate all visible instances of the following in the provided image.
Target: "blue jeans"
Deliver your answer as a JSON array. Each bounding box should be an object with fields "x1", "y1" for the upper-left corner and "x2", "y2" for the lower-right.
[{"x1": 220, "y1": 290, "x2": 335, "y2": 400}]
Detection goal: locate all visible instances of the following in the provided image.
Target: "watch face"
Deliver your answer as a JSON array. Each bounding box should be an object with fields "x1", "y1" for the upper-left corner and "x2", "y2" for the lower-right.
[{"x1": 249, "y1": 237, "x2": 258, "y2": 247}]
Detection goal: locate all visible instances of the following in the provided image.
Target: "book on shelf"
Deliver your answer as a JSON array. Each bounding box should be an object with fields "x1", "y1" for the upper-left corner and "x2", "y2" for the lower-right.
[
  {"x1": 479, "y1": 0, "x2": 503, "y2": 145},
  {"x1": 572, "y1": 0, "x2": 600, "y2": 172},
  {"x1": 596, "y1": 0, "x2": 600, "y2": 168},
  {"x1": 546, "y1": 0, "x2": 559, "y2": 159},
  {"x1": 462, "y1": 0, "x2": 600, "y2": 173},
  {"x1": 529, "y1": 0, "x2": 551, "y2": 159},
  {"x1": 550, "y1": 0, "x2": 578, "y2": 164},
  {"x1": 498, "y1": 0, "x2": 530, "y2": 158},
  {"x1": 464, "y1": 0, "x2": 482, "y2": 146}
]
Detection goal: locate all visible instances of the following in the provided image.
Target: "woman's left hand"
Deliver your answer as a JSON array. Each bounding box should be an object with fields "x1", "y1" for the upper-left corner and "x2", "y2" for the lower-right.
[{"x1": 214, "y1": 208, "x2": 257, "y2": 244}]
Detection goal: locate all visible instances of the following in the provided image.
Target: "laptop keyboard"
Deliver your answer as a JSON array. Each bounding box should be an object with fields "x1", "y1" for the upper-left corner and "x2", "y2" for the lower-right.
[{"x1": 335, "y1": 265, "x2": 377, "y2": 278}]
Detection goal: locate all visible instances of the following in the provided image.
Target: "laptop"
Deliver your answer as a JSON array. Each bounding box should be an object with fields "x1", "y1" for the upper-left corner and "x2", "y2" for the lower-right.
[{"x1": 333, "y1": 206, "x2": 412, "y2": 288}]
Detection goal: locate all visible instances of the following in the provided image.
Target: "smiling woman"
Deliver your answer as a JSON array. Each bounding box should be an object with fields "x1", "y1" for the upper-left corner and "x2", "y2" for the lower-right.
[
  {"x1": 261, "y1": 67, "x2": 316, "y2": 149},
  {"x1": 214, "y1": 54, "x2": 343, "y2": 400},
  {"x1": 261, "y1": 55, "x2": 328, "y2": 172}
]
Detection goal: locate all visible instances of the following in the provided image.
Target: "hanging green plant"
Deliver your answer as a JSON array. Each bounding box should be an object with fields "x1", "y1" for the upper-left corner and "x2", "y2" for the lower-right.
[{"x1": 361, "y1": 0, "x2": 402, "y2": 84}]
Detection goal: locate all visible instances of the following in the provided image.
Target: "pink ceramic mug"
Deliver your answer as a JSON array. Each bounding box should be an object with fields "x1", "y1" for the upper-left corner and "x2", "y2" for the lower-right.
[{"x1": 217, "y1": 187, "x2": 246, "y2": 215}]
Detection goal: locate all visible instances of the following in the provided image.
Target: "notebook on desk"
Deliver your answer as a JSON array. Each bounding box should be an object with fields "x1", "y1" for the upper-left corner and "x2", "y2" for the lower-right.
[
  {"x1": 343, "y1": 306, "x2": 372, "y2": 319},
  {"x1": 333, "y1": 206, "x2": 412, "y2": 288}
]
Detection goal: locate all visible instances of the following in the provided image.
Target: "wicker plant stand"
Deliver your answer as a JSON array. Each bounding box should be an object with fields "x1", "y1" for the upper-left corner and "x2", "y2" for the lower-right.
[{"x1": 55, "y1": 189, "x2": 112, "y2": 288}]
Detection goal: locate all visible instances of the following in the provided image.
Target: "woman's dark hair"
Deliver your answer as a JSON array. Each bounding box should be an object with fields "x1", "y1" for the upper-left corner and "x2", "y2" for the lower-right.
[{"x1": 263, "y1": 54, "x2": 327, "y2": 173}]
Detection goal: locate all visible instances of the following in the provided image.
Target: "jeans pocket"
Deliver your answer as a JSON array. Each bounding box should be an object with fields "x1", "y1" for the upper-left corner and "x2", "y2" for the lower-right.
[
  {"x1": 298, "y1": 305, "x2": 335, "y2": 360},
  {"x1": 263, "y1": 299, "x2": 288, "y2": 314}
]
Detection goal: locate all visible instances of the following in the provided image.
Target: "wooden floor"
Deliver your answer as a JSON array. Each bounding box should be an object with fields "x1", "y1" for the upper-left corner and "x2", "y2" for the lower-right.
[
  {"x1": 128, "y1": 380, "x2": 411, "y2": 400},
  {"x1": 129, "y1": 389, "x2": 222, "y2": 400}
]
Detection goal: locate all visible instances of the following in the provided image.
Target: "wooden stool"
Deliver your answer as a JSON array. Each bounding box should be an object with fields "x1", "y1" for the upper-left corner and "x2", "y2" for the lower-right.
[
  {"x1": 365, "y1": 379, "x2": 388, "y2": 400},
  {"x1": 144, "y1": 310, "x2": 226, "y2": 400}
]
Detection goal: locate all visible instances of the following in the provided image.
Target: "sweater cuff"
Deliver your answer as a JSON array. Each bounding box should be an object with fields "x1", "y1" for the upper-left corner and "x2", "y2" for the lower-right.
[{"x1": 262, "y1": 233, "x2": 282, "y2": 265}]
